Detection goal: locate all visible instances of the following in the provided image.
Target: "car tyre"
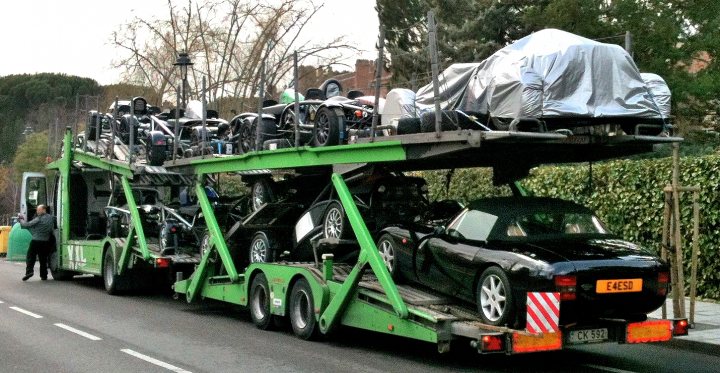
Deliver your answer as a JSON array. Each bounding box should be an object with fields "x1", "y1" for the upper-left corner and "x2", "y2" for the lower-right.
[
  {"x1": 251, "y1": 178, "x2": 275, "y2": 212},
  {"x1": 322, "y1": 202, "x2": 348, "y2": 240},
  {"x1": 249, "y1": 272, "x2": 274, "y2": 330},
  {"x1": 476, "y1": 266, "x2": 514, "y2": 326},
  {"x1": 289, "y1": 278, "x2": 319, "y2": 340},
  {"x1": 147, "y1": 144, "x2": 166, "y2": 166},
  {"x1": 313, "y1": 107, "x2": 340, "y2": 147},
  {"x1": 249, "y1": 232, "x2": 276, "y2": 264},
  {"x1": 376, "y1": 234, "x2": 400, "y2": 280}
]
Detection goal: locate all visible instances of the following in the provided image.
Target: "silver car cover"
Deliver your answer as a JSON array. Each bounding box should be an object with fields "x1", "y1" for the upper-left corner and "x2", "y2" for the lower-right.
[
  {"x1": 416, "y1": 29, "x2": 664, "y2": 122},
  {"x1": 641, "y1": 73, "x2": 671, "y2": 119},
  {"x1": 381, "y1": 88, "x2": 418, "y2": 126}
]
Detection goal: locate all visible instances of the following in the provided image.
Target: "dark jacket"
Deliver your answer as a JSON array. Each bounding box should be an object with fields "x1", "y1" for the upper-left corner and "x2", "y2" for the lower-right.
[{"x1": 20, "y1": 213, "x2": 54, "y2": 241}]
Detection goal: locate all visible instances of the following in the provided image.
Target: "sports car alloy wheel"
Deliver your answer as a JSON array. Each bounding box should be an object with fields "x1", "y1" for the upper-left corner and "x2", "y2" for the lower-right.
[
  {"x1": 250, "y1": 237, "x2": 268, "y2": 263},
  {"x1": 315, "y1": 111, "x2": 330, "y2": 145},
  {"x1": 480, "y1": 273, "x2": 507, "y2": 322},
  {"x1": 324, "y1": 207, "x2": 343, "y2": 239},
  {"x1": 379, "y1": 239, "x2": 395, "y2": 272}
]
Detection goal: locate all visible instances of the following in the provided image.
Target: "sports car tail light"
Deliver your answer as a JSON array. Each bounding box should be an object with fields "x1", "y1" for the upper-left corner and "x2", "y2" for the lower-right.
[
  {"x1": 672, "y1": 319, "x2": 689, "y2": 336},
  {"x1": 657, "y1": 272, "x2": 669, "y2": 296},
  {"x1": 626, "y1": 320, "x2": 672, "y2": 343},
  {"x1": 554, "y1": 275, "x2": 577, "y2": 301}
]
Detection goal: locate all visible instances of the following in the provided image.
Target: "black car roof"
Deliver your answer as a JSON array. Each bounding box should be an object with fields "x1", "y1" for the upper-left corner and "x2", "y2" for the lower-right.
[{"x1": 468, "y1": 197, "x2": 592, "y2": 216}]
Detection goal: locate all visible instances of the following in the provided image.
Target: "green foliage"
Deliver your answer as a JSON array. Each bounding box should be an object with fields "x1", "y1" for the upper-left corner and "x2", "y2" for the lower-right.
[
  {"x1": 424, "y1": 155, "x2": 720, "y2": 300},
  {"x1": 12, "y1": 131, "x2": 50, "y2": 179},
  {"x1": 0, "y1": 73, "x2": 101, "y2": 162},
  {"x1": 377, "y1": 0, "x2": 720, "y2": 127}
]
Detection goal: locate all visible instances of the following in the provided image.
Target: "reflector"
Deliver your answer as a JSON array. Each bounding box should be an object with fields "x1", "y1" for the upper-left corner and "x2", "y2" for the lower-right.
[
  {"x1": 626, "y1": 320, "x2": 672, "y2": 343},
  {"x1": 512, "y1": 332, "x2": 562, "y2": 353}
]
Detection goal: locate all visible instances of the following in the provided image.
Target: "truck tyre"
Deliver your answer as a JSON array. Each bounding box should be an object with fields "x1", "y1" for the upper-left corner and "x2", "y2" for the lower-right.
[
  {"x1": 312, "y1": 107, "x2": 340, "y2": 147},
  {"x1": 49, "y1": 251, "x2": 74, "y2": 281},
  {"x1": 376, "y1": 234, "x2": 400, "y2": 280},
  {"x1": 289, "y1": 278, "x2": 319, "y2": 340},
  {"x1": 249, "y1": 232, "x2": 276, "y2": 264},
  {"x1": 249, "y1": 272, "x2": 274, "y2": 330},
  {"x1": 103, "y1": 249, "x2": 128, "y2": 295},
  {"x1": 322, "y1": 201, "x2": 348, "y2": 240},
  {"x1": 476, "y1": 266, "x2": 515, "y2": 326}
]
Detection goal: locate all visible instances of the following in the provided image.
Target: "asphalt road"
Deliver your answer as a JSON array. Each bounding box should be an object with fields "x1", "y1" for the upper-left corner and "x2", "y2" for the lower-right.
[{"x1": 1, "y1": 259, "x2": 718, "y2": 373}]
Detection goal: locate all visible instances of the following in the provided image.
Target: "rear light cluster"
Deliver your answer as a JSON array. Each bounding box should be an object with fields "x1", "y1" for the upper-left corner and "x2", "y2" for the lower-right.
[
  {"x1": 673, "y1": 319, "x2": 689, "y2": 336},
  {"x1": 657, "y1": 272, "x2": 670, "y2": 296},
  {"x1": 554, "y1": 275, "x2": 577, "y2": 301}
]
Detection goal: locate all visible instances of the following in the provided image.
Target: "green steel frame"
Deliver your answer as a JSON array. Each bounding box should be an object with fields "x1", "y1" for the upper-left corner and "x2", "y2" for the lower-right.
[
  {"x1": 48, "y1": 128, "x2": 156, "y2": 275},
  {"x1": 46, "y1": 125, "x2": 684, "y2": 348}
]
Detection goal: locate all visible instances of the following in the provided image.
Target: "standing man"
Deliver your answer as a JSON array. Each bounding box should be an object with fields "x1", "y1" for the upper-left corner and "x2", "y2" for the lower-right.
[{"x1": 18, "y1": 204, "x2": 55, "y2": 281}]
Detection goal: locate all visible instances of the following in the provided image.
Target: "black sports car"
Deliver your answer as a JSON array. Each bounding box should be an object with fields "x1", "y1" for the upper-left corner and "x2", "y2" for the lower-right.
[{"x1": 377, "y1": 197, "x2": 669, "y2": 328}]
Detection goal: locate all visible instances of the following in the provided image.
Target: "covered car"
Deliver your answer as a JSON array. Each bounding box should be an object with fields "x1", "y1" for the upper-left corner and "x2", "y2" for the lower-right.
[{"x1": 415, "y1": 29, "x2": 667, "y2": 130}]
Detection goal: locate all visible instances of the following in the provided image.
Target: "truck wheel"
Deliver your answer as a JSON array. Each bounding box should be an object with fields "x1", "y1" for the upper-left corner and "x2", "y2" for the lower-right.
[
  {"x1": 289, "y1": 278, "x2": 319, "y2": 340},
  {"x1": 103, "y1": 249, "x2": 127, "y2": 295},
  {"x1": 322, "y1": 202, "x2": 348, "y2": 240},
  {"x1": 376, "y1": 234, "x2": 400, "y2": 280},
  {"x1": 249, "y1": 232, "x2": 276, "y2": 264},
  {"x1": 49, "y1": 251, "x2": 74, "y2": 281},
  {"x1": 249, "y1": 272, "x2": 274, "y2": 330},
  {"x1": 476, "y1": 266, "x2": 515, "y2": 326},
  {"x1": 312, "y1": 107, "x2": 340, "y2": 147}
]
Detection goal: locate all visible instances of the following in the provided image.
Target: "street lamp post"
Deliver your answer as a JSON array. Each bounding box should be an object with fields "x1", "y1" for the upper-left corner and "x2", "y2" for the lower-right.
[{"x1": 174, "y1": 52, "x2": 193, "y2": 109}]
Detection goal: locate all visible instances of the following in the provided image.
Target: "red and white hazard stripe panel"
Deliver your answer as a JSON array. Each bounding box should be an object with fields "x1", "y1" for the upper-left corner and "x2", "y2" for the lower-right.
[{"x1": 526, "y1": 292, "x2": 560, "y2": 334}]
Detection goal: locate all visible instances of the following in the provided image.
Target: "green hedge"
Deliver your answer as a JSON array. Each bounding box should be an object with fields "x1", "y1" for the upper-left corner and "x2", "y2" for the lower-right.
[{"x1": 422, "y1": 154, "x2": 720, "y2": 300}]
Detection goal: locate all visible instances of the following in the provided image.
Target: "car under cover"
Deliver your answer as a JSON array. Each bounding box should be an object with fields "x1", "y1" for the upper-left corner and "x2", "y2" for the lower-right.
[{"x1": 414, "y1": 29, "x2": 665, "y2": 124}]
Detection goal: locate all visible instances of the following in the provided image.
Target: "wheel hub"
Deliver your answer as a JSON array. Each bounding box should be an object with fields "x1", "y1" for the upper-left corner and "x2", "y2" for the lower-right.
[{"x1": 480, "y1": 274, "x2": 506, "y2": 322}]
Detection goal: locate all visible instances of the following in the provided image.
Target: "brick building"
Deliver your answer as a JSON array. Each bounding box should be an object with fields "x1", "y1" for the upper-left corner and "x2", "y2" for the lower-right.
[
  {"x1": 298, "y1": 59, "x2": 392, "y2": 98},
  {"x1": 332, "y1": 59, "x2": 392, "y2": 96}
]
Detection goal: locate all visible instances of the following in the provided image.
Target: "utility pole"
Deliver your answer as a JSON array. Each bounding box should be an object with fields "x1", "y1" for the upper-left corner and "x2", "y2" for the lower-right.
[
  {"x1": 427, "y1": 11, "x2": 442, "y2": 138},
  {"x1": 293, "y1": 51, "x2": 300, "y2": 147},
  {"x1": 624, "y1": 31, "x2": 633, "y2": 57},
  {"x1": 370, "y1": 27, "x2": 385, "y2": 142}
]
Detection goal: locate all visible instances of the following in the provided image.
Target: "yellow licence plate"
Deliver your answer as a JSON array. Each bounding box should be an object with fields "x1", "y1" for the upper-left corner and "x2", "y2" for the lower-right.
[{"x1": 596, "y1": 279, "x2": 643, "y2": 294}]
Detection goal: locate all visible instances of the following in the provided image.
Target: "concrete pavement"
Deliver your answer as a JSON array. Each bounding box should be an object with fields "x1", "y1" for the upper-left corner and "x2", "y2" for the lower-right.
[{"x1": 649, "y1": 298, "x2": 720, "y2": 355}]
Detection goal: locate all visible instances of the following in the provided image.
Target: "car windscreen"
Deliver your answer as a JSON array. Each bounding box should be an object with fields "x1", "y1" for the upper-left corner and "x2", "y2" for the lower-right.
[{"x1": 506, "y1": 212, "x2": 610, "y2": 238}]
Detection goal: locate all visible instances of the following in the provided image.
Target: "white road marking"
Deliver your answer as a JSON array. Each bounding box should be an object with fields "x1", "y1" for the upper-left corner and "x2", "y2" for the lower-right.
[
  {"x1": 583, "y1": 364, "x2": 639, "y2": 373},
  {"x1": 54, "y1": 323, "x2": 102, "y2": 341},
  {"x1": 9, "y1": 306, "x2": 43, "y2": 319},
  {"x1": 121, "y1": 349, "x2": 192, "y2": 373},
  {"x1": 0, "y1": 300, "x2": 4, "y2": 304}
]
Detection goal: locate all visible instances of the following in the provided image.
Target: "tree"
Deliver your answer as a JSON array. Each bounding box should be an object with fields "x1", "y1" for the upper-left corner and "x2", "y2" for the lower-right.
[
  {"x1": 0, "y1": 73, "x2": 100, "y2": 163},
  {"x1": 377, "y1": 0, "x2": 720, "y2": 131},
  {"x1": 111, "y1": 0, "x2": 358, "y2": 113}
]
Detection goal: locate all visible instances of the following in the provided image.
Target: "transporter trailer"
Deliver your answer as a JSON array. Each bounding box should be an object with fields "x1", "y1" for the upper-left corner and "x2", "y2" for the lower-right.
[{"x1": 29, "y1": 125, "x2": 689, "y2": 355}]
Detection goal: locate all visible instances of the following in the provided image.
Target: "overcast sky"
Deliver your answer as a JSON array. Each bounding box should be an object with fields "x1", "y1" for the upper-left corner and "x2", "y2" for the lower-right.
[{"x1": 0, "y1": 0, "x2": 379, "y2": 85}]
